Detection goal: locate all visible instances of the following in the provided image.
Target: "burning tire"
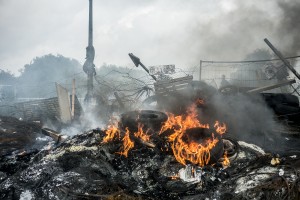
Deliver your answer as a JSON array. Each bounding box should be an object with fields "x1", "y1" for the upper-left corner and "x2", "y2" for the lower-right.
[
  {"x1": 183, "y1": 127, "x2": 224, "y2": 165},
  {"x1": 120, "y1": 110, "x2": 168, "y2": 133}
]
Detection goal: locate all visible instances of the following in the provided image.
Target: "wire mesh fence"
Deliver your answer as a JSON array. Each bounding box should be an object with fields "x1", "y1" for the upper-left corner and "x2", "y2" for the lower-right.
[{"x1": 199, "y1": 56, "x2": 300, "y2": 93}]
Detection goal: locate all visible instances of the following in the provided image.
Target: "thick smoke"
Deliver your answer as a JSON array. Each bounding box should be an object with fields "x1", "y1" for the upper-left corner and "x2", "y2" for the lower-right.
[
  {"x1": 140, "y1": 80, "x2": 288, "y2": 153},
  {"x1": 183, "y1": 0, "x2": 300, "y2": 67},
  {"x1": 277, "y1": 0, "x2": 300, "y2": 56},
  {"x1": 209, "y1": 92, "x2": 285, "y2": 152},
  {"x1": 2, "y1": 0, "x2": 300, "y2": 73}
]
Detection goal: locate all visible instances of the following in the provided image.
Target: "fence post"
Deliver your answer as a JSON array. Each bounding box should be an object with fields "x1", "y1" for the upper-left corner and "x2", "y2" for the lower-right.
[{"x1": 199, "y1": 60, "x2": 202, "y2": 81}]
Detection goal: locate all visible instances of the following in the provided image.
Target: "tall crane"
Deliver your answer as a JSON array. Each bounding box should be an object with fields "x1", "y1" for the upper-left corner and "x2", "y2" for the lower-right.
[{"x1": 83, "y1": 0, "x2": 96, "y2": 103}]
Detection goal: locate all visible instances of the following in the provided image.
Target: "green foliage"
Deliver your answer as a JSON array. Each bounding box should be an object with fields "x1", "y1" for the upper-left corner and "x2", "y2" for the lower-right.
[
  {"x1": 17, "y1": 54, "x2": 83, "y2": 98},
  {"x1": 19, "y1": 54, "x2": 82, "y2": 84},
  {"x1": 0, "y1": 70, "x2": 16, "y2": 102},
  {"x1": 0, "y1": 70, "x2": 16, "y2": 84},
  {"x1": 1, "y1": 54, "x2": 153, "y2": 102}
]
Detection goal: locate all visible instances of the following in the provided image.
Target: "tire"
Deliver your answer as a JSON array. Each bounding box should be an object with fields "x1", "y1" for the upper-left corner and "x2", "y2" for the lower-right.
[
  {"x1": 261, "y1": 93, "x2": 299, "y2": 107},
  {"x1": 218, "y1": 85, "x2": 238, "y2": 95},
  {"x1": 143, "y1": 92, "x2": 193, "y2": 115},
  {"x1": 120, "y1": 110, "x2": 168, "y2": 133},
  {"x1": 183, "y1": 127, "x2": 224, "y2": 164}
]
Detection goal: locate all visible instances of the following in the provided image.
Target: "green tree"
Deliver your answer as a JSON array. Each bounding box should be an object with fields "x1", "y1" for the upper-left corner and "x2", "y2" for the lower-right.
[
  {"x1": 0, "y1": 70, "x2": 16, "y2": 102},
  {"x1": 17, "y1": 54, "x2": 83, "y2": 98}
]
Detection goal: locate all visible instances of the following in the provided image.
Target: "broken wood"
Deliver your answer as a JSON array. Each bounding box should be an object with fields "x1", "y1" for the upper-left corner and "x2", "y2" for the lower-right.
[
  {"x1": 130, "y1": 135, "x2": 156, "y2": 148},
  {"x1": 138, "y1": 139, "x2": 156, "y2": 148},
  {"x1": 56, "y1": 83, "x2": 72, "y2": 123},
  {"x1": 247, "y1": 79, "x2": 296, "y2": 93},
  {"x1": 41, "y1": 128, "x2": 65, "y2": 143},
  {"x1": 154, "y1": 75, "x2": 193, "y2": 94}
]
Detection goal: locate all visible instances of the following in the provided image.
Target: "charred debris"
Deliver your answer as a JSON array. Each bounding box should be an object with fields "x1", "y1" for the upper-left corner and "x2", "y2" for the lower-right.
[{"x1": 1, "y1": 40, "x2": 300, "y2": 199}]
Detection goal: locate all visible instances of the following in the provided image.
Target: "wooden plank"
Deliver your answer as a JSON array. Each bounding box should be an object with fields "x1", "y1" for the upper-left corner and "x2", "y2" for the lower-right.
[
  {"x1": 154, "y1": 76, "x2": 193, "y2": 93},
  {"x1": 153, "y1": 75, "x2": 193, "y2": 95},
  {"x1": 155, "y1": 80, "x2": 192, "y2": 90},
  {"x1": 56, "y1": 83, "x2": 72, "y2": 124},
  {"x1": 155, "y1": 84, "x2": 192, "y2": 94},
  {"x1": 155, "y1": 82, "x2": 191, "y2": 90},
  {"x1": 247, "y1": 79, "x2": 296, "y2": 93},
  {"x1": 154, "y1": 75, "x2": 193, "y2": 86},
  {"x1": 154, "y1": 78, "x2": 193, "y2": 89}
]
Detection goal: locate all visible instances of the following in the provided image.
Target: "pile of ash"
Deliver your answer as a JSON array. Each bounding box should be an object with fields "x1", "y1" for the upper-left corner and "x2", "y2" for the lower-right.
[{"x1": 0, "y1": 127, "x2": 299, "y2": 200}]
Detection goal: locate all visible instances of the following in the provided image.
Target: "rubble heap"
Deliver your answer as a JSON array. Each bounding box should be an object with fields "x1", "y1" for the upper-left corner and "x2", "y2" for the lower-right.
[{"x1": 0, "y1": 123, "x2": 300, "y2": 199}]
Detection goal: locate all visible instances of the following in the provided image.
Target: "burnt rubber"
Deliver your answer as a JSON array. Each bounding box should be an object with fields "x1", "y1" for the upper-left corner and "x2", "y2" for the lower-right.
[{"x1": 120, "y1": 110, "x2": 168, "y2": 133}]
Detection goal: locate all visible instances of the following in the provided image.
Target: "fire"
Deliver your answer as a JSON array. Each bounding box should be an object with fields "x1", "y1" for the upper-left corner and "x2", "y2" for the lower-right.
[
  {"x1": 159, "y1": 103, "x2": 227, "y2": 167},
  {"x1": 214, "y1": 121, "x2": 227, "y2": 135},
  {"x1": 170, "y1": 135, "x2": 219, "y2": 166},
  {"x1": 103, "y1": 122, "x2": 151, "y2": 157},
  {"x1": 102, "y1": 119, "x2": 120, "y2": 143},
  {"x1": 160, "y1": 104, "x2": 209, "y2": 135},
  {"x1": 102, "y1": 103, "x2": 228, "y2": 167},
  {"x1": 196, "y1": 98, "x2": 205, "y2": 106},
  {"x1": 134, "y1": 123, "x2": 150, "y2": 142},
  {"x1": 117, "y1": 128, "x2": 134, "y2": 157},
  {"x1": 221, "y1": 151, "x2": 230, "y2": 168},
  {"x1": 170, "y1": 175, "x2": 179, "y2": 180}
]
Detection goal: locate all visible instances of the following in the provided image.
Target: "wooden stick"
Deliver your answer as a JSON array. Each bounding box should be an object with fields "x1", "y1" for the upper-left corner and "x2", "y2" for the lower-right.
[{"x1": 247, "y1": 79, "x2": 295, "y2": 93}]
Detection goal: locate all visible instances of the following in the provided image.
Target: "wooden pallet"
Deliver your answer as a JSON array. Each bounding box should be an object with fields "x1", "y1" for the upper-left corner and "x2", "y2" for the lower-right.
[{"x1": 154, "y1": 75, "x2": 193, "y2": 95}]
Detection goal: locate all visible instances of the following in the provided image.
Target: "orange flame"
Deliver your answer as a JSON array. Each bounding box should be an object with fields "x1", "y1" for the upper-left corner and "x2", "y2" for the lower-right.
[
  {"x1": 222, "y1": 151, "x2": 230, "y2": 168},
  {"x1": 102, "y1": 103, "x2": 228, "y2": 167},
  {"x1": 103, "y1": 122, "x2": 152, "y2": 157},
  {"x1": 134, "y1": 123, "x2": 150, "y2": 142},
  {"x1": 196, "y1": 98, "x2": 205, "y2": 106},
  {"x1": 160, "y1": 103, "x2": 227, "y2": 167},
  {"x1": 214, "y1": 121, "x2": 227, "y2": 135},
  {"x1": 117, "y1": 128, "x2": 134, "y2": 157},
  {"x1": 103, "y1": 119, "x2": 120, "y2": 143},
  {"x1": 160, "y1": 104, "x2": 209, "y2": 135}
]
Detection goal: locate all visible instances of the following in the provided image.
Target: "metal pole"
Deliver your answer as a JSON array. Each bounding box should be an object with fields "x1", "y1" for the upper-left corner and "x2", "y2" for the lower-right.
[
  {"x1": 264, "y1": 38, "x2": 300, "y2": 81},
  {"x1": 88, "y1": 0, "x2": 93, "y2": 47},
  {"x1": 140, "y1": 63, "x2": 157, "y2": 81},
  {"x1": 71, "y1": 79, "x2": 75, "y2": 119},
  {"x1": 88, "y1": 0, "x2": 93, "y2": 98},
  {"x1": 84, "y1": 0, "x2": 96, "y2": 103},
  {"x1": 199, "y1": 60, "x2": 202, "y2": 81}
]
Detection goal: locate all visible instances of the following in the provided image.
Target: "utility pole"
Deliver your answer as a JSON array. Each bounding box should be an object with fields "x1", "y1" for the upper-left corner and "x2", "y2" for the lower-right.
[
  {"x1": 83, "y1": 0, "x2": 96, "y2": 104},
  {"x1": 71, "y1": 79, "x2": 75, "y2": 119}
]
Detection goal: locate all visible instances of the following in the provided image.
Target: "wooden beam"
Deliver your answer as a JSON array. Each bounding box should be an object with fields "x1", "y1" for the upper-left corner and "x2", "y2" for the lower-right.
[{"x1": 247, "y1": 79, "x2": 296, "y2": 93}]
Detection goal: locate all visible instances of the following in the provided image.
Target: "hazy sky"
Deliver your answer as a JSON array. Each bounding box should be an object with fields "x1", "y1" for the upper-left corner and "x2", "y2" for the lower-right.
[{"x1": 0, "y1": 0, "x2": 299, "y2": 75}]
